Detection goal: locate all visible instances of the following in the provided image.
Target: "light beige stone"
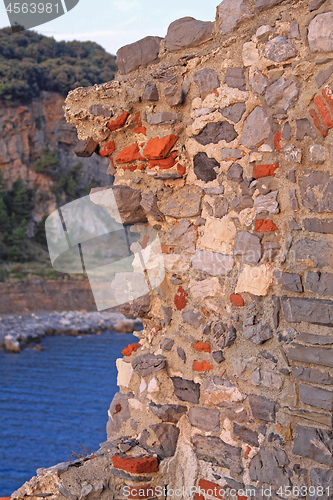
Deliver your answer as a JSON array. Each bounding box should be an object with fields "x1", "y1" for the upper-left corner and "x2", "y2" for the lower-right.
[
  {"x1": 242, "y1": 42, "x2": 260, "y2": 66},
  {"x1": 163, "y1": 254, "x2": 190, "y2": 273},
  {"x1": 235, "y1": 263, "x2": 273, "y2": 296},
  {"x1": 202, "y1": 378, "x2": 245, "y2": 405},
  {"x1": 189, "y1": 277, "x2": 222, "y2": 299},
  {"x1": 116, "y1": 358, "x2": 133, "y2": 388},
  {"x1": 198, "y1": 217, "x2": 236, "y2": 254}
]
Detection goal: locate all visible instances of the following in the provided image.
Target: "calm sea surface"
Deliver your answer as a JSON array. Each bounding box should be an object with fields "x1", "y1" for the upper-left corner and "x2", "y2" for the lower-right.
[{"x1": 0, "y1": 331, "x2": 136, "y2": 496}]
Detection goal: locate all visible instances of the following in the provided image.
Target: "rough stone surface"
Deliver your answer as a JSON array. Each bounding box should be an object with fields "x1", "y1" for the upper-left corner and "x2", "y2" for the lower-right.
[
  {"x1": 265, "y1": 78, "x2": 299, "y2": 110},
  {"x1": 240, "y1": 107, "x2": 272, "y2": 148},
  {"x1": 235, "y1": 263, "x2": 273, "y2": 296},
  {"x1": 292, "y1": 425, "x2": 333, "y2": 466},
  {"x1": 193, "y1": 152, "x2": 218, "y2": 182},
  {"x1": 165, "y1": 17, "x2": 214, "y2": 52},
  {"x1": 249, "y1": 448, "x2": 290, "y2": 486},
  {"x1": 150, "y1": 404, "x2": 187, "y2": 423},
  {"x1": 224, "y1": 68, "x2": 246, "y2": 91},
  {"x1": 303, "y1": 218, "x2": 333, "y2": 234},
  {"x1": 293, "y1": 365, "x2": 333, "y2": 385},
  {"x1": 147, "y1": 112, "x2": 182, "y2": 125},
  {"x1": 132, "y1": 354, "x2": 166, "y2": 377},
  {"x1": 164, "y1": 86, "x2": 183, "y2": 107},
  {"x1": 220, "y1": 102, "x2": 246, "y2": 123},
  {"x1": 291, "y1": 239, "x2": 333, "y2": 268},
  {"x1": 308, "y1": 13, "x2": 333, "y2": 53},
  {"x1": 194, "y1": 121, "x2": 237, "y2": 145},
  {"x1": 193, "y1": 68, "x2": 220, "y2": 98},
  {"x1": 304, "y1": 272, "x2": 333, "y2": 296},
  {"x1": 192, "y1": 434, "x2": 243, "y2": 474},
  {"x1": 249, "y1": 68, "x2": 269, "y2": 94},
  {"x1": 116, "y1": 36, "x2": 162, "y2": 74},
  {"x1": 150, "y1": 423, "x2": 180, "y2": 458},
  {"x1": 282, "y1": 296, "x2": 333, "y2": 327},
  {"x1": 296, "y1": 118, "x2": 316, "y2": 140},
  {"x1": 299, "y1": 171, "x2": 333, "y2": 212},
  {"x1": 188, "y1": 407, "x2": 220, "y2": 431},
  {"x1": 263, "y1": 36, "x2": 297, "y2": 62},
  {"x1": 243, "y1": 322, "x2": 273, "y2": 344},
  {"x1": 249, "y1": 394, "x2": 276, "y2": 421},
  {"x1": 217, "y1": 0, "x2": 254, "y2": 35},
  {"x1": 254, "y1": 0, "x2": 285, "y2": 11},
  {"x1": 233, "y1": 423, "x2": 259, "y2": 446},
  {"x1": 287, "y1": 344, "x2": 333, "y2": 368},
  {"x1": 276, "y1": 272, "x2": 303, "y2": 292},
  {"x1": 234, "y1": 231, "x2": 262, "y2": 265},
  {"x1": 171, "y1": 377, "x2": 200, "y2": 404},
  {"x1": 159, "y1": 186, "x2": 202, "y2": 218},
  {"x1": 106, "y1": 393, "x2": 131, "y2": 436},
  {"x1": 142, "y1": 83, "x2": 159, "y2": 101},
  {"x1": 299, "y1": 383, "x2": 333, "y2": 411}
]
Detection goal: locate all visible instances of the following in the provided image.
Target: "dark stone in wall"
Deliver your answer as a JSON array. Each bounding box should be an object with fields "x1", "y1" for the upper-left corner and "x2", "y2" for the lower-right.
[
  {"x1": 161, "y1": 338, "x2": 174, "y2": 351},
  {"x1": 292, "y1": 425, "x2": 333, "y2": 466},
  {"x1": 150, "y1": 423, "x2": 180, "y2": 458},
  {"x1": 304, "y1": 219, "x2": 333, "y2": 234},
  {"x1": 234, "y1": 231, "x2": 261, "y2": 264},
  {"x1": 224, "y1": 68, "x2": 246, "y2": 91},
  {"x1": 150, "y1": 404, "x2": 187, "y2": 423},
  {"x1": 132, "y1": 353, "x2": 166, "y2": 376},
  {"x1": 263, "y1": 36, "x2": 297, "y2": 62},
  {"x1": 193, "y1": 152, "x2": 218, "y2": 182},
  {"x1": 299, "y1": 383, "x2": 333, "y2": 411},
  {"x1": 233, "y1": 423, "x2": 259, "y2": 446},
  {"x1": 310, "y1": 469, "x2": 333, "y2": 500},
  {"x1": 292, "y1": 366, "x2": 333, "y2": 385},
  {"x1": 188, "y1": 407, "x2": 220, "y2": 431},
  {"x1": 249, "y1": 448, "x2": 290, "y2": 486},
  {"x1": 142, "y1": 83, "x2": 159, "y2": 101},
  {"x1": 172, "y1": 377, "x2": 200, "y2": 404},
  {"x1": 255, "y1": 0, "x2": 286, "y2": 11},
  {"x1": 304, "y1": 272, "x2": 333, "y2": 297},
  {"x1": 192, "y1": 434, "x2": 243, "y2": 474},
  {"x1": 220, "y1": 102, "x2": 246, "y2": 123},
  {"x1": 299, "y1": 171, "x2": 333, "y2": 212},
  {"x1": 165, "y1": 17, "x2": 214, "y2": 52},
  {"x1": 116, "y1": 36, "x2": 162, "y2": 75},
  {"x1": 287, "y1": 344, "x2": 333, "y2": 368},
  {"x1": 290, "y1": 239, "x2": 333, "y2": 268},
  {"x1": 282, "y1": 296, "x2": 333, "y2": 327},
  {"x1": 296, "y1": 332, "x2": 333, "y2": 345},
  {"x1": 249, "y1": 394, "x2": 276, "y2": 421},
  {"x1": 194, "y1": 121, "x2": 238, "y2": 145},
  {"x1": 276, "y1": 272, "x2": 303, "y2": 292},
  {"x1": 106, "y1": 392, "x2": 131, "y2": 436},
  {"x1": 193, "y1": 68, "x2": 220, "y2": 98}
]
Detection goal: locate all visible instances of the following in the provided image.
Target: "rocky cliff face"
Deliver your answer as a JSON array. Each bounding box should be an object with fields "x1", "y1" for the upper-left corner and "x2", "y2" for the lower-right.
[
  {"x1": 0, "y1": 91, "x2": 112, "y2": 218},
  {"x1": 12, "y1": 0, "x2": 333, "y2": 498}
]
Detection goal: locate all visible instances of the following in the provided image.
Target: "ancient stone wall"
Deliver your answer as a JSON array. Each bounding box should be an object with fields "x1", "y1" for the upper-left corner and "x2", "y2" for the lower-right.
[{"x1": 12, "y1": 0, "x2": 333, "y2": 498}]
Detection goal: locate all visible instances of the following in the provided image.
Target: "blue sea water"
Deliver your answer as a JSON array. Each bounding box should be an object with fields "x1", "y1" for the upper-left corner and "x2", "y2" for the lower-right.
[{"x1": 0, "y1": 331, "x2": 136, "y2": 496}]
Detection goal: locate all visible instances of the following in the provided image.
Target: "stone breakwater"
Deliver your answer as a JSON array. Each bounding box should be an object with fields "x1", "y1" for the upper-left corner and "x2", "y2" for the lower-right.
[
  {"x1": 12, "y1": 0, "x2": 333, "y2": 498},
  {"x1": 0, "y1": 312, "x2": 142, "y2": 353}
]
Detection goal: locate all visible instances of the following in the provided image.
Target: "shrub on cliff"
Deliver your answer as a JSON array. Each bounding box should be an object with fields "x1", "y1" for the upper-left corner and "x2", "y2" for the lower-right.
[{"x1": 0, "y1": 27, "x2": 117, "y2": 101}]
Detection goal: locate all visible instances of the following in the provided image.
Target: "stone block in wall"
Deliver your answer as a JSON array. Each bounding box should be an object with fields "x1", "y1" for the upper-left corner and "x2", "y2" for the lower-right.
[
  {"x1": 159, "y1": 185, "x2": 202, "y2": 218},
  {"x1": 254, "y1": 0, "x2": 286, "y2": 11},
  {"x1": 264, "y1": 78, "x2": 299, "y2": 110},
  {"x1": 191, "y1": 434, "x2": 243, "y2": 474},
  {"x1": 193, "y1": 68, "x2": 220, "y2": 99},
  {"x1": 275, "y1": 272, "x2": 303, "y2": 292},
  {"x1": 193, "y1": 152, "x2": 219, "y2": 182},
  {"x1": 233, "y1": 423, "x2": 259, "y2": 446},
  {"x1": 191, "y1": 250, "x2": 234, "y2": 276},
  {"x1": 240, "y1": 106, "x2": 272, "y2": 148},
  {"x1": 303, "y1": 218, "x2": 333, "y2": 234},
  {"x1": 217, "y1": 0, "x2": 254, "y2": 35},
  {"x1": 286, "y1": 344, "x2": 333, "y2": 368},
  {"x1": 234, "y1": 231, "x2": 262, "y2": 265},
  {"x1": 164, "y1": 17, "x2": 214, "y2": 52},
  {"x1": 147, "y1": 112, "x2": 182, "y2": 125},
  {"x1": 310, "y1": 469, "x2": 333, "y2": 499},
  {"x1": 308, "y1": 13, "x2": 333, "y2": 53},
  {"x1": 249, "y1": 448, "x2": 290, "y2": 486},
  {"x1": 292, "y1": 425, "x2": 333, "y2": 466},
  {"x1": 304, "y1": 272, "x2": 333, "y2": 297},
  {"x1": 150, "y1": 423, "x2": 180, "y2": 458},
  {"x1": 188, "y1": 407, "x2": 220, "y2": 432},
  {"x1": 224, "y1": 68, "x2": 246, "y2": 91},
  {"x1": 263, "y1": 36, "x2": 297, "y2": 62},
  {"x1": 299, "y1": 171, "x2": 333, "y2": 212},
  {"x1": 106, "y1": 392, "x2": 131, "y2": 437},
  {"x1": 90, "y1": 186, "x2": 147, "y2": 224},
  {"x1": 290, "y1": 239, "x2": 333, "y2": 268},
  {"x1": 248, "y1": 394, "x2": 276, "y2": 421},
  {"x1": 142, "y1": 83, "x2": 159, "y2": 101},
  {"x1": 116, "y1": 36, "x2": 162, "y2": 75},
  {"x1": 194, "y1": 121, "x2": 237, "y2": 145},
  {"x1": 132, "y1": 354, "x2": 166, "y2": 377},
  {"x1": 220, "y1": 102, "x2": 246, "y2": 123},
  {"x1": 299, "y1": 383, "x2": 333, "y2": 411},
  {"x1": 149, "y1": 404, "x2": 187, "y2": 423},
  {"x1": 171, "y1": 377, "x2": 200, "y2": 404},
  {"x1": 282, "y1": 296, "x2": 333, "y2": 326},
  {"x1": 292, "y1": 366, "x2": 333, "y2": 385}
]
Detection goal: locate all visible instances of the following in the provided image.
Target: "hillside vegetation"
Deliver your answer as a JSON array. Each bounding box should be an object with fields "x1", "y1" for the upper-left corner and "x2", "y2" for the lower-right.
[{"x1": 0, "y1": 27, "x2": 117, "y2": 101}]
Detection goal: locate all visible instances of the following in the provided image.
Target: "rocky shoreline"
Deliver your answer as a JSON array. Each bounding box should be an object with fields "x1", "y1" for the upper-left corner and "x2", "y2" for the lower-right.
[{"x1": 0, "y1": 311, "x2": 142, "y2": 353}]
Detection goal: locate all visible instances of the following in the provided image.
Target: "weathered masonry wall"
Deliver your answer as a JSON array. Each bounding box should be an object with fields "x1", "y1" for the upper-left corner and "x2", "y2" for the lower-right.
[{"x1": 12, "y1": 0, "x2": 333, "y2": 498}]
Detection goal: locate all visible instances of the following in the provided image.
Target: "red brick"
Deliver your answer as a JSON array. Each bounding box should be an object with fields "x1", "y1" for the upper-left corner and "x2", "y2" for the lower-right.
[
  {"x1": 309, "y1": 108, "x2": 328, "y2": 137},
  {"x1": 112, "y1": 454, "x2": 159, "y2": 474},
  {"x1": 230, "y1": 294, "x2": 245, "y2": 307},
  {"x1": 244, "y1": 446, "x2": 251, "y2": 459},
  {"x1": 238, "y1": 496, "x2": 248, "y2": 500},
  {"x1": 193, "y1": 360, "x2": 213, "y2": 372},
  {"x1": 193, "y1": 341, "x2": 211, "y2": 353},
  {"x1": 177, "y1": 164, "x2": 186, "y2": 175},
  {"x1": 134, "y1": 126, "x2": 147, "y2": 135},
  {"x1": 143, "y1": 134, "x2": 178, "y2": 160},
  {"x1": 174, "y1": 286, "x2": 187, "y2": 311},
  {"x1": 116, "y1": 143, "x2": 144, "y2": 163},
  {"x1": 198, "y1": 479, "x2": 224, "y2": 499},
  {"x1": 253, "y1": 163, "x2": 279, "y2": 179},
  {"x1": 99, "y1": 140, "x2": 116, "y2": 157},
  {"x1": 274, "y1": 131, "x2": 282, "y2": 152},
  {"x1": 322, "y1": 85, "x2": 333, "y2": 117},
  {"x1": 107, "y1": 110, "x2": 129, "y2": 131},
  {"x1": 122, "y1": 343, "x2": 141, "y2": 356},
  {"x1": 314, "y1": 95, "x2": 333, "y2": 129},
  {"x1": 124, "y1": 484, "x2": 157, "y2": 499},
  {"x1": 255, "y1": 219, "x2": 279, "y2": 232},
  {"x1": 195, "y1": 495, "x2": 205, "y2": 500},
  {"x1": 148, "y1": 151, "x2": 178, "y2": 170},
  {"x1": 133, "y1": 112, "x2": 141, "y2": 125}
]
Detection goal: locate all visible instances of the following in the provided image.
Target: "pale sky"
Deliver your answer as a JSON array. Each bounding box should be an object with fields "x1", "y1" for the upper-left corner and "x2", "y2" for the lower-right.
[{"x1": 0, "y1": 0, "x2": 218, "y2": 55}]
